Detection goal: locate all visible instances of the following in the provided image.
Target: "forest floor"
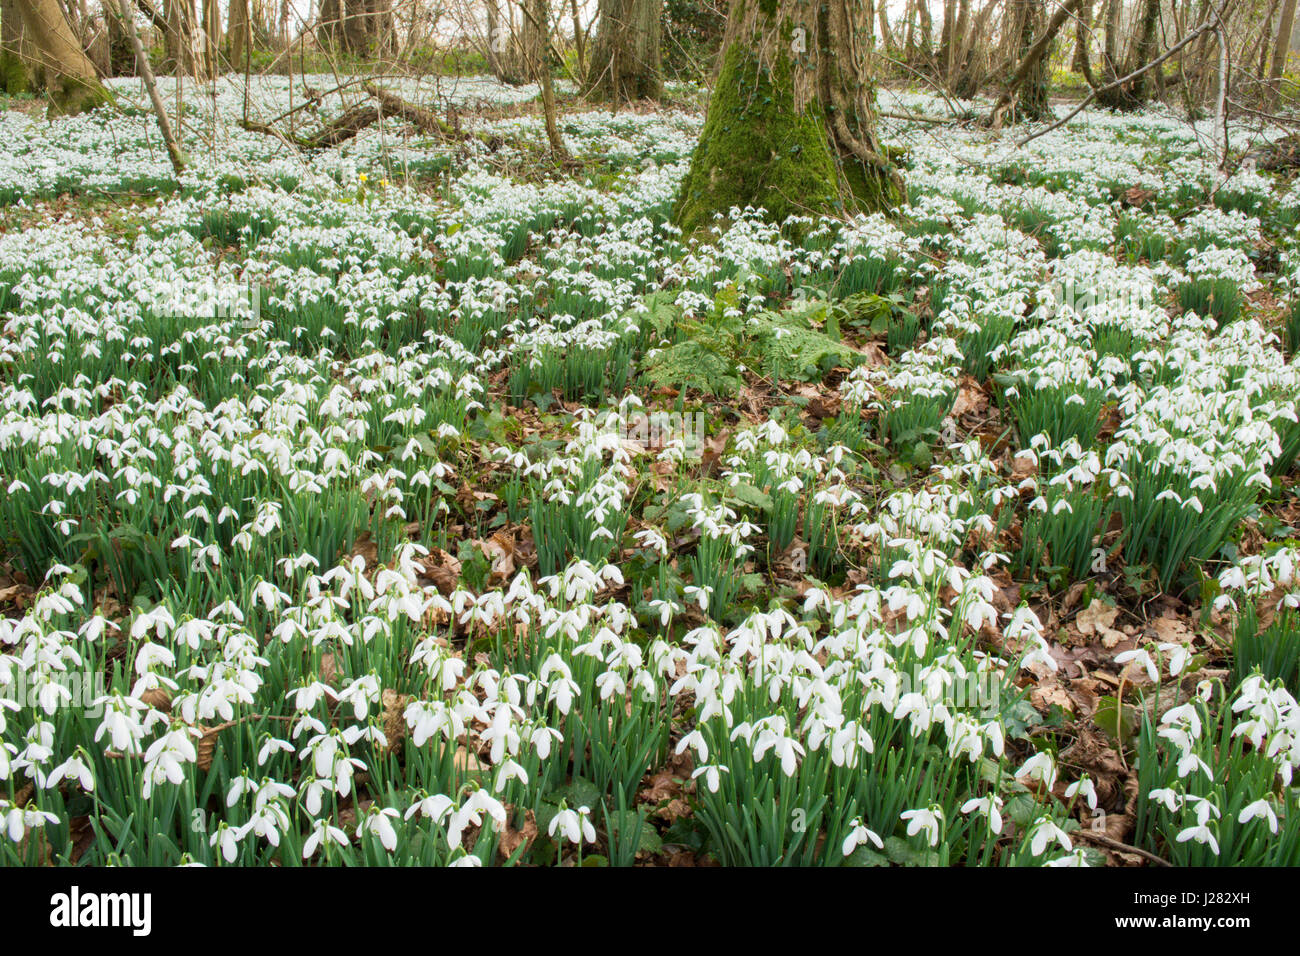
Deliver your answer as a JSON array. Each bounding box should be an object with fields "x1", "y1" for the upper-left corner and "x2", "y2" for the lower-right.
[{"x1": 0, "y1": 74, "x2": 1298, "y2": 866}]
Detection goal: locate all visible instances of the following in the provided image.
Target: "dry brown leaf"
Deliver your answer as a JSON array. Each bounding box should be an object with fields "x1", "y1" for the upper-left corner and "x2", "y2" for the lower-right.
[
  {"x1": 1076, "y1": 598, "x2": 1127, "y2": 649},
  {"x1": 420, "y1": 547, "x2": 462, "y2": 595},
  {"x1": 381, "y1": 688, "x2": 411, "y2": 755},
  {"x1": 497, "y1": 808, "x2": 538, "y2": 862}
]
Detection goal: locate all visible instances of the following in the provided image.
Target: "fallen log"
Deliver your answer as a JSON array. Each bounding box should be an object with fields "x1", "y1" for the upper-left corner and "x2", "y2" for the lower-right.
[
  {"x1": 241, "y1": 103, "x2": 381, "y2": 151},
  {"x1": 239, "y1": 85, "x2": 506, "y2": 153}
]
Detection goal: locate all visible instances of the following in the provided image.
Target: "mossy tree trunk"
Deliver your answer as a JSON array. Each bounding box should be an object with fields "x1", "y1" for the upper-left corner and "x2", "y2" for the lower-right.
[
  {"x1": 988, "y1": 0, "x2": 1082, "y2": 126},
  {"x1": 584, "y1": 0, "x2": 662, "y2": 103},
  {"x1": 1, "y1": 0, "x2": 36, "y2": 93},
  {"x1": 1096, "y1": 0, "x2": 1161, "y2": 109},
  {"x1": 674, "y1": 0, "x2": 904, "y2": 238},
  {"x1": 15, "y1": 0, "x2": 109, "y2": 112}
]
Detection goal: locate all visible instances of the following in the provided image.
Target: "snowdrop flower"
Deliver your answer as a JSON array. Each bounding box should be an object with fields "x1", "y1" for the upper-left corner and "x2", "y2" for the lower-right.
[
  {"x1": 1148, "y1": 787, "x2": 1182, "y2": 812},
  {"x1": 1064, "y1": 776, "x2": 1097, "y2": 811},
  {"x1": 1176, "y1": 821, "x2": 1220, "y2": 855},
  {"x1": 1238, "y1": 799, "x2": 1279, "y2": 834},
  {"x1": 1044, "y1": 849, "x2": 1091, "y2": 867},
  {"x1": 1156, "y1": 641, "x2": 1191, "y2": 677},
  {"x1": 210, "y1": 822, "x2": 241, "y2": 864},
  {"x1": 1027, "y1": 816, "x2": 1073, "y2": 856},
  {"x1": 361, "y1": 806, "x2": 401, "y2": 852},
  {"x1": 548, "y1": 803, "x2": 596, "y2": 846},
  {"x1": 1115, "y1": 647, "x2": 1159, "y2": 683},
  {"x1": 901, "y1": 806, "x2": 944, "y2": 847},
  {"x1": 842, "y1": 818, "x2": 884, "y2": 856},
  {"x1": 46, "y1": 751, "x2": 95, "y2": 792},
  {"x1": 690, "y1": 764, "x2": 729, "y2": 793},
  {"x1": 1014, "y1": 752, "x2": 1058, "y2": 791},
  {"x1": 303, "y1": 817, "x2": 350, "y2": 859},
  {"x1": 961, "y1": 795, "x2": 1004, "y2": 833}
]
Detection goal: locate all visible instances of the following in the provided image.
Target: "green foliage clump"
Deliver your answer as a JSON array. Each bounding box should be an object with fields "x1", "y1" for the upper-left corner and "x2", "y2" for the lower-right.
[{"x1": 640, "y1": 291, "x2": 862, "y2": 395}]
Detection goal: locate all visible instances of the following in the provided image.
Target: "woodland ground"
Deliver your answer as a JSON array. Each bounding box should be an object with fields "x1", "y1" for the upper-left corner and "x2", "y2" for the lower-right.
[{"x1": 1, "y1": 74, "x2": 1299, "y2": 866}]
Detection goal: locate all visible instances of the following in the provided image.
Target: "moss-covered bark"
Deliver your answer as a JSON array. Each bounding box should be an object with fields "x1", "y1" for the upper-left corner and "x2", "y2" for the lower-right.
[
  {"x1": 673, "y1": 0, "x2": 903, "y2": 238},
  {"x1": 1007, "y1": 0, "x2": 1052, "y2": 123},
  {"x1": 1, "y1": 0, "x2": 33, "y2": 94},
  {"x1": 47, "y1": 74, "x2": 110, "y2": 115},
  {"x1": 16, "y1": 0, "x2": 109, "y2": 115},
  {"x1": 676, "y1": 44, "x2": 842, "y2": 235}
]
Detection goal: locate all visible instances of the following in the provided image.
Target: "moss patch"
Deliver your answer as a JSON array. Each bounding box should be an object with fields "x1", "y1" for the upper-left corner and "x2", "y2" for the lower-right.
[
  {"x1": 47, "y1": 76, "x2": 109, "y2": 117},
  {"x1": 674, "y1": 44, "x2": 842, "y2": 237},
  {"x1": 674, "y1": 42, "x2": 901, "y2": 239}
]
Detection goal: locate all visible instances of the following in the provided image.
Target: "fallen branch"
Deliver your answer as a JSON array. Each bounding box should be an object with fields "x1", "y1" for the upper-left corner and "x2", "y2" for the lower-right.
[
  {"x1": 1073, "y1": 829, "x2": 1171, "y2": 866},
  {"x1": 239, "y1": 83, "x2": 508, "y2": 154},
  {"x1": 241, "y1": 103, "x2": 380, "y2": 150}
]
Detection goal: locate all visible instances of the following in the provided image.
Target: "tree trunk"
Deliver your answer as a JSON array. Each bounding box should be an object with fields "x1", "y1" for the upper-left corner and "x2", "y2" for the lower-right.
[
  {"x1": 164, "y1": 0, "x2": 202, "y2": 74},
  {"x1": 878, "y1": 0, "x2": 897, "y2": 59},
  {"x1": 367, "y1": 0, "x2": 393, "y2": 57},
  {"x1": 1072, "y1": 0, "x2": 1092, "y2": 72},
  {"x1": 1101, "y1": 0, "x2": 1118, "y2": 71},
  {"x1": 117, "y1": 0, "x2": 185, "y2": 173},
  {"x1": 201, "y1": 0, "x2": 218, "y2": 71},
  {"x1": 917, "y1": 0, "x2": 933, "y2": 59},
  {"x1": 1098, "y1": 0, "x2": 1162, "y2": 108},
  {"x1": 674, "y1": 0, "x2": 903, "y2": 238},
  {"x1": 16, "y1": 0, "x2": 108, "y2": 111},
  {"x1": 1269, "y1": 0, "x2": 1297, "y2": 107},
  {"x1": 948, "y1": 0, "x2": 970, "y2": 85},
  {"x1": 1, "y1": 0, "x2": 36, "y2": 92},
  {"x1": 584, "y1": 0, "x2": 662, "y2": 103},
  {"x1": 952, "y1": 0, "x2": 999, "y2": 99},
  {"x1": 486, "y1": 0, "x2": 531, "y2": 84},
  {"x1": 227, "y1": 0, "x2": 248, "y2": 65},
  {"x1": 569, "y1": 0, "x2": 585, "y2": 72},
  {"x1": 524, "y1": 0, "x2": 568, "y2": 160},
  {"x1": 988, "y1": 0, "x2": 1070, "y2": 125},
  {"x1": 343, "y1": 0, "x2": 368, "y2": 55}
]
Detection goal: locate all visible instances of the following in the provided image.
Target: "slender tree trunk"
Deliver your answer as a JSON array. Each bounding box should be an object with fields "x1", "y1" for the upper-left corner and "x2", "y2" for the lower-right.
[
  {"x1": 948, "y1": 0, "x2": 971, "y2": 85},
  {"x1": 318, "y1": 0, "x2": 341, "y2": 48},
  {"x1": 584, "y1": 0, "x2": 662, "y2": 103},
  {"x1": 1102, "y1": 0, "x2": 1119, "y2": 71},
  {"x1": 878, "y1": 0, "x2": 897, "y2": 59},
  {"x1": 989, "y1": 0, "x2": 1080, "y2": 126},
  {"x1": 343, "y1": 0, "x2": 368, "y2": 55},
  {"x1": 1072, "y1": 0, "x2": 1092, "y2": 72},
  {"x1": 674, "y1": 0, "x2": 903, "y2": 237},
  {"x1": 16, "y1": 0, "x2": 108, "y2": 112},
  {"x1": 952, "y1": 0, "x2": 1000, "y2": 98},
  {"x1": 1268, "y1": 0, "x2": 1297, "y2": 106},
  {"x1": 164, "y1": 0, "x2": 200, "y2": 74},
  {"x1": 522, "y1": 0, "x2": 567, "y2": 159},
  {"x1": 367, "y1": 0, "x2": 393, "y2": 57},
  {"x1": 116, "y1": 0, "x2": 184, "y2": 172},
  {"x1": 1, "y1": 0, "x2": 36, "y2": 92},
  {"x1": 569, "y1": 0, "x2": 585, "y2": 72},
  {"x1": 201, "y1": 0, "x2": 218, "y2": 72},
  {"x1": 939, "y1": 0, "x2": 956, "y2": 77},
  {"x1": 227, "y1": 0, "x2": 248, "y2": 64},
  {"x1": 1098, "y1": 0, "x2": 1161, "y2": 107}
]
